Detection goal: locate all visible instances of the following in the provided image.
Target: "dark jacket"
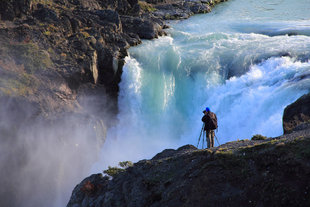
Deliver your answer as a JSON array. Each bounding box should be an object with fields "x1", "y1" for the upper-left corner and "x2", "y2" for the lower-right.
[{"x1": 202, "y1": 111, "x2": 217, "y2": 131}]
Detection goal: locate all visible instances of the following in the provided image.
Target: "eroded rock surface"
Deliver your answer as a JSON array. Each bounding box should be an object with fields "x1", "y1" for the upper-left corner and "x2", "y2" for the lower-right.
[{"x1": 283, "y1": 92, "x2": 310, "y2": 134}]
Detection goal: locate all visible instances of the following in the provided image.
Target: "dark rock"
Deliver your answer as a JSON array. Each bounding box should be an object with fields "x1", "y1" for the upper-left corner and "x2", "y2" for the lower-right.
[
  {"x1": 0, "y1": 0, "x2": 31, "y2": 21},
  {"x1": 60, "y1": 15, "x2": 73, "y2": 32},
  {"x1": 98, "y1": 0, "x2": 139, "y2": 15},
  {"x1": 152, "y1": 144, "x2": 197, "y2": 160},
  {"x1": 67, "y1": 128, "x2": 310, "y2": 207},
  {"x1": 33, "y1": 4, "x2": 59, "y2": 22},
  {"x1": 154, "y1": 3, "x2": 192, "y2": 20},
  {"x1": 67, "y1": 174, "x2": 109, "y2": 207},
  {"x1": 177, "y1": 144, "x2": 197, "y2": 152},
  {"x1": 283, "y1": 92, "x2": 310, "y2": 134},
  {"x1": 127, "y1": 0, "x2": 139, "y2": 7},
  {"x1": 152, "y1": 149, "x2": 176, "y2": 160},
  {"x1": 94, "y1": 10, "x2": 121, "y2": 29},
  {"x1": 146, "y1": 0, "x2": 167, "y2": 4},
  {"x1": 187, "y1": 2, "x2": 211, "y2": 13},
  {"x1": 123, "y1": 32, "x2": 142, "y2": 46},
  {"x1": 121, "y1": 15, "x2": 162, "y2": 39},
  {"x1": 69, "y1": 18, "x2": 81, "y2": 33}
]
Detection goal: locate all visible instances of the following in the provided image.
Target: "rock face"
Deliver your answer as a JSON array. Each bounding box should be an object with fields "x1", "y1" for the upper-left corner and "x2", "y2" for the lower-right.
[
  {"x1": 0, "y1": 0, "x2": 32, "y2": 20},
  {"x1": 283, "y1": 92, "x2": 310, "y2": 134},
  {"x1": 67, "y1": 128, "x2": 310, "y2": 207}
]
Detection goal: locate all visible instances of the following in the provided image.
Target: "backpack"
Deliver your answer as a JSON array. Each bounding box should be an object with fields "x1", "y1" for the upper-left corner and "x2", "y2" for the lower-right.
[{"x1": 207, "y1": 112, "x2": 218, "y2": 130}]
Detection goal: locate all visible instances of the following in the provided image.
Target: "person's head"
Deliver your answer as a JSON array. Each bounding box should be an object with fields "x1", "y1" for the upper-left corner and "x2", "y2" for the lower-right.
[{"x1": 203, "y1": 107, "x2": 210, "y2": 115}]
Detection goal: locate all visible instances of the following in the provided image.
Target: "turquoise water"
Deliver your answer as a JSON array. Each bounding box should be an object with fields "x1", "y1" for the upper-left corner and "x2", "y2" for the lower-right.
[{"x1": 95, "y1": 0, "x2": 310, "y2": 167}]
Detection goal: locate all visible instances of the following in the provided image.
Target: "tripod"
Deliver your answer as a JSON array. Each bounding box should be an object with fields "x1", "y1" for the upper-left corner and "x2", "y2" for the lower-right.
[
  {"x1": 197, "y1": 124, "x2": 220, "y2": 149},
  {"x1": 196, "y1": 124, "x2": 205, "y2": 148},
  {"x1": 215, "y1": 133, "x2": 220, "y2": 146}
]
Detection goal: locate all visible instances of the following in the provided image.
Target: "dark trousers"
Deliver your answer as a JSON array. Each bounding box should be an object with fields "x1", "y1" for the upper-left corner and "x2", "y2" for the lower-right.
[{"x1": 206, "y1": 130, "x2": 215, "y2": 148}]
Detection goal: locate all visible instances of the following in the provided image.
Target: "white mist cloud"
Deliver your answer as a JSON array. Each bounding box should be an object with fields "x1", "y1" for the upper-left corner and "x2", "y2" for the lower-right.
[{"x1": 0, "y1": 95, "x2": 109, "y2": 207}]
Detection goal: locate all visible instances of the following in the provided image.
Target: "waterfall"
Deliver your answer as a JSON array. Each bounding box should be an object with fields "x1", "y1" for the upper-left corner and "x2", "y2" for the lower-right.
[{"x1": 93, "y1": 0, "x2": 310, "y2": 171}]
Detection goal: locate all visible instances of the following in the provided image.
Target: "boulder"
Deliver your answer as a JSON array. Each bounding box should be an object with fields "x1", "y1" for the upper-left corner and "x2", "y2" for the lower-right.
[
  {"x1": 33, "y1": 4, "x2": 59, "y2": 22},
  {"x1": 121, "y1": 15, "x2": 163, "y2": 39},
  {"x1": 187, "y1": 2, "x2": 211, "y2": 13},
  {"x1": 95, "y1": 10, "x2": 122, "y2": 30},
  {"x1": 283, "y1": 92, "x2": 310, "y2": 134},
  {"x1": 98, "y1": 0, "x2": 139, "y2": 15}
]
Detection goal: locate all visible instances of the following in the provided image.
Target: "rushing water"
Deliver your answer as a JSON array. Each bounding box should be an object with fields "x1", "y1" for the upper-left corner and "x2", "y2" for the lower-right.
[{"x1": 94, "y1": 0, "x2": 310, "y2": 169}]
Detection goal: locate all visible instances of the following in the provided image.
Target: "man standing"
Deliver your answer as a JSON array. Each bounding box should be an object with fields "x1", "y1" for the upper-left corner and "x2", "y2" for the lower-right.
[{"x1": 201, "y1": 107, "x2": 218, "y2": 148}]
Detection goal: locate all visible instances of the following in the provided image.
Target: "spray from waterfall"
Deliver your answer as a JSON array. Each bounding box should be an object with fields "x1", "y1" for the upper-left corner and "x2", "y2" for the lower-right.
[{"x1": 0, "y1": 94, "x2": 110, "y2": 207}]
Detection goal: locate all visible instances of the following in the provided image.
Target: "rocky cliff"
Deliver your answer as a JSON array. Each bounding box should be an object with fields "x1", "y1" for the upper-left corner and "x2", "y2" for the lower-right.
[{"x1": 67, "y1": 93, "x2": 310, "y2": 207}]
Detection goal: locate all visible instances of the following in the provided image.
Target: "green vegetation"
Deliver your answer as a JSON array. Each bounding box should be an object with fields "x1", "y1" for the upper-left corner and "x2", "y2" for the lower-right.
[
  {"x1": 119, "y1": 161, "x2": 133, "y2": 168},
  {"x1": 81, "y1": 31, "x2": 91, "y2": 39},
  {"x1": 215, "y1": 148, "x2": 233, "y2": 156},
  {"x1": 138, "y1": 1, "x2": 157, "y2": 12},
  {"x1": 32, "y1": 0, "x2": 54, "y2": 6},
  {"x1": 0, "y1": 72, "x2": 39, "y2": 96},
  {"x1": 238, "y1": 140, "x2": 277, "y2": 156},
  {"x1": 43, "y1": 24, "x2": 57, "y2": 36},
  {"x1": 103, "y1": 161, "x2": 133, "y2": 177},
  {"x1": 251, "y1": 134, "x2": 267, "y2": 140},
  {"x1": 43, "y1": 30, "x2": 51, "y2": 36},
  {"x1": 103, "y1": 166, "x2": 125, "y2": 177},
  {"x1": 8, "y1": 42, "x2": 52, "y2": 72},
  {"x1": 0, "y1": 40, "x2": 51, "y2": 96}
]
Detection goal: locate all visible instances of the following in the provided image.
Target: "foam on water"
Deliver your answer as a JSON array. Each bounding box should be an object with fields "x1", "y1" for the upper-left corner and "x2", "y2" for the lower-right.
[{"x1": 184, "y1": 56, "x2": 310, "y2": 145}]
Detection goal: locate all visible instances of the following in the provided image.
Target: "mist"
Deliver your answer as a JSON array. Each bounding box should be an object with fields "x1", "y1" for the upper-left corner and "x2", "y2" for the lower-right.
[{"x1": 0, "y1": 94, "x2": 110, "y2": 207}]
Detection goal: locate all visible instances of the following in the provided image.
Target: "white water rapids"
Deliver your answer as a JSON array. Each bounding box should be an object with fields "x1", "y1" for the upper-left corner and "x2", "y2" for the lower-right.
[{"x1": 92, "y1": 0, "x2": 310, "y2": 172}]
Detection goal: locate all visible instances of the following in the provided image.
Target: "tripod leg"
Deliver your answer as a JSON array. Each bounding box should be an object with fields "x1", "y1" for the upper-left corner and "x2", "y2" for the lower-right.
[
  {"x1": 202, "y1": 130, "x2": 205, "y2": 149},
  {"x1": 197, "y1": 137, "x2": 200, "y2": 148},
  {"x1": 215, "y1": 134, "x2": 220, "y2": 146},
  {"x1": 197, "y1": 127, "x2": 203, "y2": 148}
]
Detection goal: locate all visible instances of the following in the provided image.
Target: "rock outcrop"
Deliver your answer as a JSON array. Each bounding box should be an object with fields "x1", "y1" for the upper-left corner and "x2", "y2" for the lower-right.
[
  {"x1": 67, "y1": 128, "x2": 310, "y2": 207},
  {"x1": 283, "y1": 92, "x2": 310, "y2": 134}
]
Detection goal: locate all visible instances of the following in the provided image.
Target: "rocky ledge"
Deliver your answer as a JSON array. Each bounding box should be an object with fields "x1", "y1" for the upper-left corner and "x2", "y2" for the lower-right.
[
  {"x1": 67, "y1": 93, "x2": 310, "y2": 207},
  {"x1": 67, "y1": 129, "x2": 310, "y2": 207}
]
